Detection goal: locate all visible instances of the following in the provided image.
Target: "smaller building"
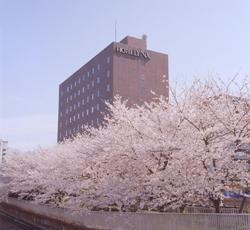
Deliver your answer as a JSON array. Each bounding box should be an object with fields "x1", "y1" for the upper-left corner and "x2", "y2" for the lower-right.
[{"x1": 0, "y1": 139, "x2": 8, "y2": 163}]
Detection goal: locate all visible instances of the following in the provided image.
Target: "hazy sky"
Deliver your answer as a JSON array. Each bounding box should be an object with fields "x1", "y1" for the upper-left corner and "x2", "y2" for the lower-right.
[{"x1": 0, "y1": 0, "x2": 250, "y2": 150}]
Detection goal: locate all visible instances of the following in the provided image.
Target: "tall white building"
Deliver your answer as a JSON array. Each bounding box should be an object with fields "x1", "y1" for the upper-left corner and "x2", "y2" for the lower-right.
[{"x1": 0, "y1": 139, "x2": 8, "y2": 163}]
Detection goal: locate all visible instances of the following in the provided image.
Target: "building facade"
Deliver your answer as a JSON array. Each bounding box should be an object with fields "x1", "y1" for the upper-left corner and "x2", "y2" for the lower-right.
[
  {"x1": 57, "y1": 36, "x2": 169, "y2": 142},
  {"x1": 0, "y1": 139, "x2": 8, "y2": 163}
]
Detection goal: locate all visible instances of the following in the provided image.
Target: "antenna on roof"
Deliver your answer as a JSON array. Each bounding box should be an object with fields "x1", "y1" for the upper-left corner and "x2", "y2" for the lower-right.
[{"x1": 115, "y1": 20, "x2": 117, "y2": 42}]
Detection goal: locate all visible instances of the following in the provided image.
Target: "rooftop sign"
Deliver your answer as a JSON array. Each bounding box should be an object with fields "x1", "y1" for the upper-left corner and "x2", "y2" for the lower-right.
[{"x1": 116, "y1": 46, "x2": 150, "y2": 59}]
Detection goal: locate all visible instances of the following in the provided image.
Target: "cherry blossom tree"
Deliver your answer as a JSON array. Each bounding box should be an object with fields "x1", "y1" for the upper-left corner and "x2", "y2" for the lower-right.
[
  {"x1": 168, "y1": 77, "x2": 250, "y2": 212},
  {"x1": 1, "y1": 77, "x2": 250, "y2": 213}
]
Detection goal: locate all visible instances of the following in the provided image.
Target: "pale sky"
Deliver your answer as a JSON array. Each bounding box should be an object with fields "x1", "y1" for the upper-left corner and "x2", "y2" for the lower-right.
[{"x1": 0, "y1": 0, "x2": 250, "y2": 150}]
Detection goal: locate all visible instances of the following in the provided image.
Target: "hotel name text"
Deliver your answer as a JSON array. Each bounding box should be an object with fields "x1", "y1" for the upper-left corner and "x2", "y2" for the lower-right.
[{"x1": 116, "y1": 46, "x2": 150, "y2": 59}]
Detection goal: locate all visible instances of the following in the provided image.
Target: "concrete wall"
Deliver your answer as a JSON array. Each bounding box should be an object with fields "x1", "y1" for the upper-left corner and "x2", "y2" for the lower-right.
[
  {"x1": 0, "y1": 198, "x2": 102, "y2": 230},
  {"x1": 1, "y1": 198, "x2": 250, "y2": 230}
]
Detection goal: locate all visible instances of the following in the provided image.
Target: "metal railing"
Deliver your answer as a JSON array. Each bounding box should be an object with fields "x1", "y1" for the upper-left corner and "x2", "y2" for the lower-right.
[
  {"x1": 185, "y1": 206, "x2": 249, "y2": 214},
  {"x1": 161, "y1": 213, "x2": 250, "y2": 230}
]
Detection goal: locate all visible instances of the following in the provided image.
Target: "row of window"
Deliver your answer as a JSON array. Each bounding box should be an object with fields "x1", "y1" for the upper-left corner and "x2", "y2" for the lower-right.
[
  {"x1": 60, "y1": 86, "x2": 111, "y2": 117},
  {"x1": 61, "y1": 60, "x2": 111, "y2": 96},
  {"x1": 64, "y1": 82, "x2": 110, "y2": 103},
  {"x1": 58, "y1": 118, "x2": 101, "y2": 139},
  {"x1": 59, "y1": 104, "x2": 100, "y2": 127}
]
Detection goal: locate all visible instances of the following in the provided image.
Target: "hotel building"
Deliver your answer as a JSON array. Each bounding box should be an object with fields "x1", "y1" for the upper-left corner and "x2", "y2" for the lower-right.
[{"x1": 57, "y1": 36, "x2": 168, "y2": 142}]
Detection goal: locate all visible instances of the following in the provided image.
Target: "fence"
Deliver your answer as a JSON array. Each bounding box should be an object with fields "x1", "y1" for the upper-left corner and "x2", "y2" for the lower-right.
[{"x1": 186, "y1": 206, "x2": 249, "y2": 214}]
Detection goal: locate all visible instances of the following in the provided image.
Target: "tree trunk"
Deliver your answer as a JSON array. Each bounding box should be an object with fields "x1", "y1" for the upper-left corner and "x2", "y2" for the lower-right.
[
  {"x1": 179, "y1": 205, "x2": 185, "y2": 213},
  {"x1": 239, "y1": 196, "x2": 246, "y2": 213},
  {"x1": 211, "y1": 199, "x2": 220, "y2": 213}
]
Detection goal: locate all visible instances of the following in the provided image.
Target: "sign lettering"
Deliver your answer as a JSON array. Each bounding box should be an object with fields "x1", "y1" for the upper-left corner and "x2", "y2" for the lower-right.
[{"x1": 116, "y1": 46, "x2": 150, "y2": 59}]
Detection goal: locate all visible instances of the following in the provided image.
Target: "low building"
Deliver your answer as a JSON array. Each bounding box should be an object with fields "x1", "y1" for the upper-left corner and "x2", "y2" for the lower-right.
[{"x1": 0, "y1": 139, "x2": 8, "y2": 163}]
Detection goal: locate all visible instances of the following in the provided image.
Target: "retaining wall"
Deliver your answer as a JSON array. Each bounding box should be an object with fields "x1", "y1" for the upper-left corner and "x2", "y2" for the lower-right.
[
  {"x1": 0, "y1": 198, "x2": 102, "y2": 230},
  {"x1": 1, "y1": 198, "x2": 250, "y2": 230}
]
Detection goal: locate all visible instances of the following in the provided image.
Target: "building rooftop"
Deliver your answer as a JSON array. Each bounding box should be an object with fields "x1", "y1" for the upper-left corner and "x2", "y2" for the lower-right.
[{"x1": 119, "y1": 35, "x2": 147, "y2": 49}]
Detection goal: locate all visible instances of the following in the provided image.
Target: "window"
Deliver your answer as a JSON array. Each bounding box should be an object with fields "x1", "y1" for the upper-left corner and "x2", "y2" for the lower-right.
[
  {"x1": 87, "y1": 96, "x2": 89, "y2": 103},
  {"x1": 82, "y1": 87, "x2": 85, "y2": 93},
  {"x1": 97, "y1": 77, "x2": 100, "y2": 84},
  {"x1": 78, "y1": 78, "x2": 81, "y2": 84},
  {"x1": 73, "y1": 115, "x2": 75, "y2": 121},
  {"x1": 78, "y1": 90, "x2": 80, "y2": 96},
  {"x1": 70, "y1": 84, "x2": 72, "y2": 90},
  {"x1": 107, "y1": 84, "x2": 110, "y2": 92},
  {"x1": 74, "y1": 81, "x2": 77, "y2": 87},
  {"x1": 78, "y1": 113, "x2": 80, "y2": 119},
  {"x1": 86, "y1": 109, "x2": 89, "y2": 116},
  {"x1": 67, "y1": 86, "x2": 69, "y2": 92},
  {"x1": 91, "y1": 106, "x2": 94, "y2": 113},
  {"x1": 70, "y1": 95, "x2": 72, "y2": 100},
  {"x1": 69, "y1": 117, "x2": 72, "y2": 123},
  {"x1": 107, "y1": 56, "x2": 110, "y2": 64},
  {"x1": 70, "y1": 106, "x2": 72, "y2": 112},
  {"x1": 69, "y1": 129, "x2": 71, "y2": 135},
  {"x1": 82, "y1": 75, "x2": 85, "y2": 81},
  {"x1": 92, "y1": 80, "x2": 94, "y2": 87},
  {"x1": 92, "y1": 67, "x2": 95, "y2": 74},
  {"x1": 87, "y1": 84, "x2": 90, "y2": 90},
  {"x1": 107, "y1": 70, "x2": 110, "y2": 78},
  {"x1": 66, "y1": 108, "x2": 68, "y2": 114},
  {"x1": 87, "y1": 71, "x2": 90, "y2": 78},
  {"x1": 97, "y1": 90, "x2": 100, "y2": 97},
  {"x1": 66, "y1": 97, "x2": 69, "y2": 103},
  {"x1": 92, "y1": 93, "x2": 94, "y2": 100},
  {"x1": 66, "y1": 130, "x2": 68, "y2": 136},
  {"x1": 96, "y1": 103, "x2": 99, "y2": 111},
  {"x1": 82, "y1": 111, "x2": 84, "y2": 117},
  {"x1": 82, "y1": 99, "x2": 84, "y2": 105},
  {"x1": 74, "y1": 104, "x2": 76, "y2": 110},
  {"x1": 97, "y1": 64, "x2": 100, "y2": 71},
  {"x1": 60, "y1": 112, "x2": 63, "y2": 117},
  {"x1": 91, "y1": 120, "x2": 94, "y2": 126},
  {"x1": 61, "y1": 91, "x2": 63, "y2": 97},
  {"x1": 78, "y1": 102, "x2": 80, "y2": 107},
  {"x1": 74, "y1": 92, "x2": 76, "y2": 98}
]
